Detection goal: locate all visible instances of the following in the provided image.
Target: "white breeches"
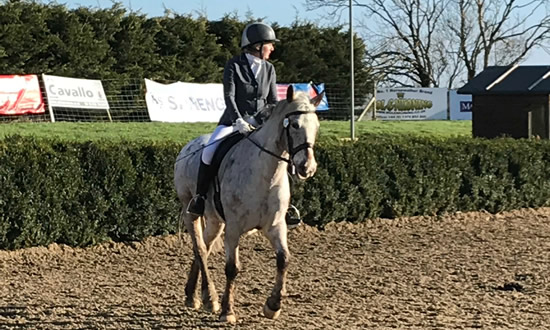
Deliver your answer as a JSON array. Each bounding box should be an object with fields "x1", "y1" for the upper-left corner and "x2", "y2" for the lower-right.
[{"x1": 201, "y1": 125, "x2": 236, "y2": 165}]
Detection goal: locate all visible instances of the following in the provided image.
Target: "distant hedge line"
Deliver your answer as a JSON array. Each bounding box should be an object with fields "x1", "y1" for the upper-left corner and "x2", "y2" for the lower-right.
[{"x1": 2, "y1": 135, "x2": 550, "y2": 250}]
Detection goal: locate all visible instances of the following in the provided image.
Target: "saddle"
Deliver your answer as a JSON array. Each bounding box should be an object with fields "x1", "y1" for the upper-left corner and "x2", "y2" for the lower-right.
[
  {"x1": 208, "y1": 131, "x2": 245, "y2": 220},
  {"x1": 205, "y1": 131, "x2": 303, "y2": 228}
]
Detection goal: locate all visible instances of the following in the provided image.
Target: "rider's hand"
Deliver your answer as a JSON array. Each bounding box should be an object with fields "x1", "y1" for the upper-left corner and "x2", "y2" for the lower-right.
[{"x1": 235, "y1": 118, "x2": 254, "y2": 134}]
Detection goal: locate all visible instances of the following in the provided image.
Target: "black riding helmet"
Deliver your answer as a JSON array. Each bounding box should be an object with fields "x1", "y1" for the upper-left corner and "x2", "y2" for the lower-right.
[{"x1": 240, "y1": 22, "x2": 279, "y2": 49}]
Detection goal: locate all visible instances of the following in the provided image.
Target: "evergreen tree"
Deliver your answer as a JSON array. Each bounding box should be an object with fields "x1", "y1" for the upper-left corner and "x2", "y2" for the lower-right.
[
  {"x1": 111, "y1": 13, "x2": 161, "y2": 79},
  {"x1": 0, "y1": 0, "x2": 57, "y2": 74},
  {"x1": 207, "y1": 14, "x2": 246, "y2": 69},
  {"x1": 154, "y1": 15, "x2": 222, "y2": 82},
  {"x1": 0, "y1": 0, "x2": 373, "y2": 119}
]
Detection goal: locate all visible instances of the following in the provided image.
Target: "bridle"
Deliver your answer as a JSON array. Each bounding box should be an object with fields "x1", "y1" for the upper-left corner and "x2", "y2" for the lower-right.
[{"x1": 245, "y1": 110, "x2": 317, "y2": 174}]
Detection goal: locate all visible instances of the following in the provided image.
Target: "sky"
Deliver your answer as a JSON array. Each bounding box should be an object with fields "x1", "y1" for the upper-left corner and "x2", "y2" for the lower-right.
[{"x1": 63, "y1": 0, "x2": 550, "y2": 65}]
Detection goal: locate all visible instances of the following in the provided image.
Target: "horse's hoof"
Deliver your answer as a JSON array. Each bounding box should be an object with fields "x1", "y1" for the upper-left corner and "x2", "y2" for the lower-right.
[
  {"x1": 204, "y1": 300, "x2": 220, "y2": 313},
  {"x1": 220, "y1": 313, "x2": 237, "y2": 323},
  {"x1": 263, "y1": 304, "x2": 281, "y2": 319},
  {"x1": 185, "y1": 298, "x2": 201, "y2": 310}
]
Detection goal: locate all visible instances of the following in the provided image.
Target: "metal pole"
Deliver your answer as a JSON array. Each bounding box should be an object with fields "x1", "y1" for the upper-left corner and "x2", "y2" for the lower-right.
[
  {"x1": 349, "y1": 0, "x2": 355, "y2": 140},
  {"x1": 372, "y1": 80, "x2": 377, "y2": 120},
  {"x1": 42, "y1": 74, "x2": 56, "y2": 122}
]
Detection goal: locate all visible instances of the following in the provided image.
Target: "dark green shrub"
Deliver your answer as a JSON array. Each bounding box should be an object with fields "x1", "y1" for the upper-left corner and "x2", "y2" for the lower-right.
[{"x1": 3, "y1": 134, "x2": 550, "y2": 249}]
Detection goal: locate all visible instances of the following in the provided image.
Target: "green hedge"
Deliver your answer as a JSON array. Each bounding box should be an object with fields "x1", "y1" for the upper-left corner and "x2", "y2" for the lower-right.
[
  {"x1": 2, "y1": 135, "x2": 550, "y2": 249},
  {"x1": 292, "y1": 135, "x2": 550, "y2": 227},
  {"x1": 0, "y1": 136, "x2": 180, "y2": 249}
]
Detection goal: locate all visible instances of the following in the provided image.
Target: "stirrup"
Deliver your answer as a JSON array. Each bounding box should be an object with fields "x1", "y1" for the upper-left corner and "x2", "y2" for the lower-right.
[
  {"x1": 187, "y1": 195, "x2": 205, "y2": 216},
  {"x1": 285, "y1": 204, "x2": 302, "y2": 230}
]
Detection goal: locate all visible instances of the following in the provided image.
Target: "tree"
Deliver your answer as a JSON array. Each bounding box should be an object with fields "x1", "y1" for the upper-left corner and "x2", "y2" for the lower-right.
[
  {"x1": 306, "y1": 0, "x2": 449, "y2": 87},
  {"x1": 0, "y1": 0, "x2": 371, "y2": 103},
  {"x1": 154, "y1": 15, "x2": 222, "y2": 82},
  {"x1": 207, "y1": 14, "x2": 247, "y2": 69},
  {"x1": 447, "y1": 0, "x2": 550, "y2": 82},
  {"x1": 0, "y1": 0, "x2": 62, "y2": 74},
  {"x1": 109, "y1": 12, "x2": 160, "y2": 79},
  {"x1": 306, "y1": 0, "x2": 550, "y2": 88},
  {"x1": 64, "y1": 5, "x2": 124, "y2": 79}
]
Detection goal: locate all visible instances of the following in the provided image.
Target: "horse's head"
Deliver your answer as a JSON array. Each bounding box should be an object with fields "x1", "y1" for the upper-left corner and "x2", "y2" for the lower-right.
[{"x1": 272, "y1": 86, "x2": 323, "y2": 180}]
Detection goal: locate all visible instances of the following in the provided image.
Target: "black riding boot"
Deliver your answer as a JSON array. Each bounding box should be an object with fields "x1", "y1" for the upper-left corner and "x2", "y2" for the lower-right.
[{"x1": 187, "y1": 160, "x2": 211, "y2": 216}]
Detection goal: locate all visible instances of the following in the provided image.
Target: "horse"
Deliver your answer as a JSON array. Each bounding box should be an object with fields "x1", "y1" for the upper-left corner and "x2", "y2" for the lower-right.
[{"x1": 173, "y1": 86, "x2": 323, "y2": 323}]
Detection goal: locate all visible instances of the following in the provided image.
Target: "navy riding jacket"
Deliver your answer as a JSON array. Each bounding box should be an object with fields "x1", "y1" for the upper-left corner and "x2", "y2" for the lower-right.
[{"x1": 217, "y1": 53, "x2": 278, "y2": 126}]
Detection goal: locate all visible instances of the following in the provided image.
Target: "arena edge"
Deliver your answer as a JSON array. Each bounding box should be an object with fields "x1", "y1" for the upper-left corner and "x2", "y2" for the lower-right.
[{"x1": 2, "y1": 135, "x2": 550, "y2": 249}]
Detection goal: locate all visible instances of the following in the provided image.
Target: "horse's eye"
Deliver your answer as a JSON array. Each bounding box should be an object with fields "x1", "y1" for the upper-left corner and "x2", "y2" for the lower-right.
[{"x1": 291, "y1": 122, "x2": 300, "y2": 129}]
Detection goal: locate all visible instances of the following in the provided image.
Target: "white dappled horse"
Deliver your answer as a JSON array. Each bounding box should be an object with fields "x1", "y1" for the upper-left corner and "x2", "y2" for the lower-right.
[{"x1": 174, "y1": 86, "x2": 323, "y2": 323}]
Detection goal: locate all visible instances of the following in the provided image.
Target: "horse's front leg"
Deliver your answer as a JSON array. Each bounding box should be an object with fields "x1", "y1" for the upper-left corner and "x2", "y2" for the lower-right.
[
  {"x1": 220, "y1": 229, "x2": 241, "y2": 323},
  {"x1": 263, "y1": 224, "x2": 290, "y2": 319},
  {"x1": 181, "y1": 209, "x2": 201, "y2": 310}
]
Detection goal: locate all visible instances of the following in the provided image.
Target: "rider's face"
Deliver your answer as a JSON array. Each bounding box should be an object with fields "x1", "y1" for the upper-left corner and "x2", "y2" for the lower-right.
[{"x1": 262, "y1": 42, "x2": 275, "y2": 60}]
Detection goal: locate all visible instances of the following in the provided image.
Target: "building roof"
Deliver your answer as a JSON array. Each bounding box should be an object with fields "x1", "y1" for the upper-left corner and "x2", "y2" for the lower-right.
[{"x1": 458, "y1": 65, "x2": 550, "y2": 95}]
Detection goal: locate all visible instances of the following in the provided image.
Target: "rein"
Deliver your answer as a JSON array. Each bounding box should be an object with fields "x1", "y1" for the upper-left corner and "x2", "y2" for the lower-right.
[{"x1": 245, "y1": 110, "x2": 317, "y2": 174}]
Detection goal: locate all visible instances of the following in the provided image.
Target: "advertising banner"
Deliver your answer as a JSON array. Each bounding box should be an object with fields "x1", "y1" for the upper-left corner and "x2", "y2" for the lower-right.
[
  {"x1": 0, "y1": 75, "x2": 45, "y2": 115},
  {"x1": 449, "y1": 90, "x2": 472, "y2": 120},
  {"x1": 375, "y1": 88, "x2": 448, "y2": 120},
  {"x1": 145, "y1": 80, "x2": 329, "y2": 123},
  {"x1": 276, "y1": 83, "x2": 329, "y2": 111},
  {"x1": 42, "y1": 74, "x2": 109, "y2": 109},
  {"x1": 145, "y1": 79, "x2": 225, "y2": 122}
]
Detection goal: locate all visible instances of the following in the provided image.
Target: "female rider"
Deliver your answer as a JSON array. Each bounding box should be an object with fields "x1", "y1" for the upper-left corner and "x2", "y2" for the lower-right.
[{"x1": 187, "y1": 22, "x2": 279, "y2": 216}]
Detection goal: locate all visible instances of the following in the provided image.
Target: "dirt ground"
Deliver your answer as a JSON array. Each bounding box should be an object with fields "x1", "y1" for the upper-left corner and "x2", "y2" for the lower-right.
[{"x1": 1, "y1": 208, "x2": 550, "y2": 329}]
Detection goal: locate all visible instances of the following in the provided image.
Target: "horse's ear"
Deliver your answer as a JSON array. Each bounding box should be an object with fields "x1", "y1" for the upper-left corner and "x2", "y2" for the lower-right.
[
  {"x1": 286, "y1": 85, "x2": 294, "y2": 103},
  {"x1": 310, "y1": 91, "x2": 325, "y2": 107}
]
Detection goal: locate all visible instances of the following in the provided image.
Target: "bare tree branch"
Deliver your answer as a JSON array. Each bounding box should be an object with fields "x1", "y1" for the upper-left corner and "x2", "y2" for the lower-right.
[
  {"x1": 449, "y1": 0, "x2": 550, "y2": 81},
  {"x1": 307, "y1": 0, "x2": 550, "y2": 87}
]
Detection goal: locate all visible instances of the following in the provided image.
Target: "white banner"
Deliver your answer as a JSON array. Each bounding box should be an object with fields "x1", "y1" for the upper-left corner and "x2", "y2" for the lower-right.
[
  {"x1": 449, "y1": 90, "x2": 472, "y2": 120},
  {"x1": 145, "y1": 79, "x2": 225, "y2": 122},
  {"x1": 42, "y1": 74, "x2": 109, "y2": 109},
  {"x1": 375, "y1": 88, "x2": 448, "y2": 120}
]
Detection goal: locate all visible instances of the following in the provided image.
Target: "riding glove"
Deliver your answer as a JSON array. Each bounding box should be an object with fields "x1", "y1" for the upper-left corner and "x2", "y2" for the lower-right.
[{"x1": 235, "y1": 118, "x2": 254, "y2": 134}]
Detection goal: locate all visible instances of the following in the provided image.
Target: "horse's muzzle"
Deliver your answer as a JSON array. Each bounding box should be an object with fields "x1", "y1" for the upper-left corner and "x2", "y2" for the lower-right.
[{"x1": 296, "y1": 149, "x2": 317, "y2": 180}]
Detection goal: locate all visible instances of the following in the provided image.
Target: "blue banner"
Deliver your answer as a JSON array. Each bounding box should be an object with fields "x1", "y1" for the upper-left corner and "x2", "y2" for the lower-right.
[{"x1": 277, "y1": 83, "x2": 329, "y2": 111}]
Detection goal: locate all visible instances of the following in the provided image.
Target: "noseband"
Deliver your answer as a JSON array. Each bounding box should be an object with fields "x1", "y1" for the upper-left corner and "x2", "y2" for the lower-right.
[{"x1": 246, "y1": 110, "x2": 317, "y2": 174}]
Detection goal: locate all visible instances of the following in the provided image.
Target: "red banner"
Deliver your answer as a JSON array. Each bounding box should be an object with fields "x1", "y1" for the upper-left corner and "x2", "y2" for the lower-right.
[{"x1": 0, "y1": 75, "x2": 45, "y2": 115}]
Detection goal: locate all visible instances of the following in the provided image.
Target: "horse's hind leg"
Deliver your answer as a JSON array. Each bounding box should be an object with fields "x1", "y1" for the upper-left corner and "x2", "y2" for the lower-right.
[
  {"x1": 183, "y1": 211, "x2": 221, "y2": 313},
  {"x1": 220, "y1": 228, "x2": 241, "y2": 323},
  {"x1": 184, "y1": 258, "x2": 201, "y2": 309},
  {"x1": 199, "y1": 218, "x2": 224, "y2": 312},
  {"x1": 263, "y1": 225, "x2": 290, "y2": 320}
]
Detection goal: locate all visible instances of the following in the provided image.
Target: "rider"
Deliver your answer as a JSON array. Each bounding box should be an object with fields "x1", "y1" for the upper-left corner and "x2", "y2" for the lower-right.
[{"x1": 187, "y1": 22, "x2": 279, "y2": 216}]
